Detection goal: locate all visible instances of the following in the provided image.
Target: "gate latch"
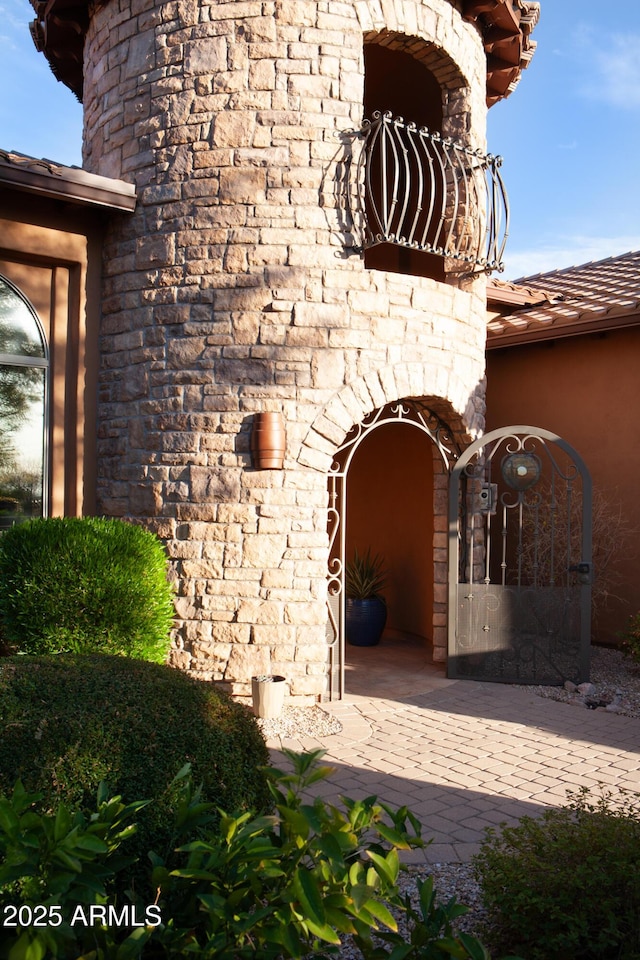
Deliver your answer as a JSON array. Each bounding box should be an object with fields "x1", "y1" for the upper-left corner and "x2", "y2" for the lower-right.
[
  {"x1": 476, "y1": 482, "x2": 497, "y2": 515},
  {"x1": 569, "y1": 562, "x2": 592, "y2": 584}
]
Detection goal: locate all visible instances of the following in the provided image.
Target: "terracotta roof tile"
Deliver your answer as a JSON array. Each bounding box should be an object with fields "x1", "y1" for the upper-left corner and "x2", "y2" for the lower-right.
[{"x1": 487, "y1": 250, "x2": 640, "y2": 346}]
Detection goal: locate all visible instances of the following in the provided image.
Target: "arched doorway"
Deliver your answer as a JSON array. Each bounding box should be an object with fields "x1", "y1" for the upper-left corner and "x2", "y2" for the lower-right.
[
  {"x1": 362, "y1": 39, "x2": 446, "y2": 281},
  {"x1": 327, "y1": 400, "x2": 459, "y2": 698}
]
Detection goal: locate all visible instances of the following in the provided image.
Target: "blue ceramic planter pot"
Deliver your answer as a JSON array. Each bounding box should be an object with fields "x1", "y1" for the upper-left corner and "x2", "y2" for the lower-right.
[{"x1": 346, "y1": 597, "x2": 387, "y2": 647}]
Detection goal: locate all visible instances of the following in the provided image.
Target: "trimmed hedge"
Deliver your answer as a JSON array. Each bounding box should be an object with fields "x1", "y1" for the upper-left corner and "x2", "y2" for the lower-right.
[
  {"x1": 474, "y1": 786, "x2": 640, "y2": 960},
  {"x1": 0, "y1": 654, "x2": 271, "y2": 892},
  {"x1": 0, "y1": 516, "x2": 174, "y2": 661}
]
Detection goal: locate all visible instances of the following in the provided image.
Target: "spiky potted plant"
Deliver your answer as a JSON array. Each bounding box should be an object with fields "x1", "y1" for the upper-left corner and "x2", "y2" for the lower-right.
[{"x1": 345, "y1": 548, "x2": 387, "y2": 647}]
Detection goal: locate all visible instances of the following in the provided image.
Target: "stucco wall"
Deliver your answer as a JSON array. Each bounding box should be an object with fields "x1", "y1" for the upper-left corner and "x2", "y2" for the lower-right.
[
  {"x1": 346, "y1": 421, "x2": 435, "y2": 644},
  {"x1": 486, "y1": 328, "x2": 640, "y2": 642}
]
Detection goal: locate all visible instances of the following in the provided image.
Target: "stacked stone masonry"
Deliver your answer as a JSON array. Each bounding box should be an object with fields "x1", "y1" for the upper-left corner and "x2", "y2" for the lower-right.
[{"x1": 82, "y1": 0, "x2": 489, "y2": 700}]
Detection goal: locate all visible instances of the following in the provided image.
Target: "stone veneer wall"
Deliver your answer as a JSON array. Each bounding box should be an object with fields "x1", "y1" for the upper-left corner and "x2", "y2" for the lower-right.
[{"x1": 82, "y1": 0, "x2": 488, "y2": 700}]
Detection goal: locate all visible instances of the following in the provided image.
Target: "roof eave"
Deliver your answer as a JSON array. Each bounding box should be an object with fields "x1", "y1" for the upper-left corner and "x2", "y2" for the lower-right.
[
  {"x1": 487, "y1": 310, "x2": 640, "y2": 349},
  {"x1": 0, "y1": 152, "x2": 136, "y2": 213},
  {"x1": 462, "y1": 0, "x2": 540, "y2": 106}
]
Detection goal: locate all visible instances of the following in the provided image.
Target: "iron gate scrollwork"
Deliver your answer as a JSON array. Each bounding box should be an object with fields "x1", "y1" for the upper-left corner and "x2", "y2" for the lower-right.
[{"x1": 448, "y1": 426, "x2": 592, "y2": 684}]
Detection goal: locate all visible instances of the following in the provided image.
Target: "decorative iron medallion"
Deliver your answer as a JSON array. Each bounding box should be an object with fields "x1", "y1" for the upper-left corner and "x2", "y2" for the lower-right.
[{"x1": 501, "y1": 451, "x2": 541, "y2": 491}]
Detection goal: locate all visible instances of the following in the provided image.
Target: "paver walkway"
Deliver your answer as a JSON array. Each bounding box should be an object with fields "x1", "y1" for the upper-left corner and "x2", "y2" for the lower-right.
[{"x1": 265, "y1": 640, "x2": 640, "y2": 863}]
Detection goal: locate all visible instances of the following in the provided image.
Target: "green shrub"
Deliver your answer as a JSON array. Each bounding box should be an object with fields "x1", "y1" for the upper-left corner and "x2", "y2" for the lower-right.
[
  {"x1": 0, "y1": 653, "x2": 271, "y2": 895},
  {"x1": 620, "y1": 611, "x2": 640, "y2": 665},
  {"x1": 0, "y1": 515, "x2": 174, "y2": 661},
  {"x1": 0, "y1": 752, "x2": 506, "y2": 960},
  {"x1": 153, "y1": 750, "x2": 502, "y2": 959},
  {"x1": 473, "y1": 786, "x2": 640, "y2": 960},
  {"x1": 0, "y1": 779, "x2": 150, "y2": 960}
]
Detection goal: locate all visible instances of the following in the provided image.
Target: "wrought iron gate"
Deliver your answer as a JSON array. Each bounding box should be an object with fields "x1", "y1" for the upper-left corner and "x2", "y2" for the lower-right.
[
  {"x1": 448, "y1": 426, "x2": 592, "y2": 684},
  {"x1": 326, "y1": 401, "x2": 458, "y2": 699}
]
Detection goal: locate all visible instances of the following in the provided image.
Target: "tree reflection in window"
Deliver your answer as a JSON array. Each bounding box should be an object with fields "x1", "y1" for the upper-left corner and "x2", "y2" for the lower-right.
[{"x1": 0, "y1": 277, "x2": 48, "y2": 526}]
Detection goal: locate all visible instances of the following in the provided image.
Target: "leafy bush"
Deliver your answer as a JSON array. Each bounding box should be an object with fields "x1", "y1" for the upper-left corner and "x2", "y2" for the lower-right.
[
  {"x1": 620, "y1": 611, "x2": 640, "y2": 665},
  {"x1": 154, "y1": 749, "x2": 504, "y2": 959},
  {"x1": 0, "y1": 515, "x2": 174, "y2": 661},
  {"x1": 0, "y1": 779, "x2": 150, "y2": 960},
  {"x1": 474, "y1": 785, "x2": 640, "y2": 960},
  {"x1": 0, "y1": 653, "x2": 271, "y2": 894},
  {"x1": 0, "y1": 752, "x2": 508, "y2": 959}
]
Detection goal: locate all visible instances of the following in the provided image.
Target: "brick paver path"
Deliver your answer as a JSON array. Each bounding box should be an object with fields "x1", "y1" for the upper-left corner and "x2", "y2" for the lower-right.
[{"x1": 265, "y1": 679, "x2": 640, "y2": 863}]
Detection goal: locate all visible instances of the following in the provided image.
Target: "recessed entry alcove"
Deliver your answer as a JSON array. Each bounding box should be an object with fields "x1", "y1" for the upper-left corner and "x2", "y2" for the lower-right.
[
  {"x1": 346, "y1": 421, "x2": 435, "y2": 650},
  {"x1": 326, "y1": 400, "x2": 461, "y2": 698}
]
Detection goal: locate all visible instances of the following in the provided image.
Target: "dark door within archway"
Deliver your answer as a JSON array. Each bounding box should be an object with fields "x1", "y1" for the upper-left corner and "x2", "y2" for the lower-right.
[{"x1": 448, "y1": 426, "x2": 592, "y2": 684}]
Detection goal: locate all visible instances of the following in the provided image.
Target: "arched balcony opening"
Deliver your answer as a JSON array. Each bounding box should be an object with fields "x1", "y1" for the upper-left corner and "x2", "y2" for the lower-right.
[
  {"x1": 352, "y1": 36, "x2": 508, "y2": 279},
  {"x1": 364, "y1": 42, "x2": 445, "y2": 281}
]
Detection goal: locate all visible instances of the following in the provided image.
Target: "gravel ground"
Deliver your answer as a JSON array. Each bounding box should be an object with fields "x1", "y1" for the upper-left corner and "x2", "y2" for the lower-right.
[
  {"x1": 516, "y1": 644, "x2": 640, "y2": 718},
  {"x1": 256, "y1": 704, "x2": 343, "y2": 741},
  {"x1": 261, "y1": 647, "x2": 640, "y2": 957}
]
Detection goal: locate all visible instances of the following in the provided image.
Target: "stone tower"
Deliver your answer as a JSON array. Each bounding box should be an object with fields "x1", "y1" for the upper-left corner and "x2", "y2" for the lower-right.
[{"x1": 31, "y1": 0, "x2": 539, "y2": 700}]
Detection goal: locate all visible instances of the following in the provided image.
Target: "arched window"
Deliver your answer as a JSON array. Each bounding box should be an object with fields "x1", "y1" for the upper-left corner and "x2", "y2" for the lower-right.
[{"x1": 0, "y1": 276, "x2": 49, "y2": 526}]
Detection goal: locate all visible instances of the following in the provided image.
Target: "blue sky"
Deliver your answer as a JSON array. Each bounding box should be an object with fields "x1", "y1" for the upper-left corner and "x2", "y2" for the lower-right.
[
  {"x1": 2, "y1": 0, "x2": 640, "y2": 280},
  {"x1": 487, "y1": 1, "x2": 640, "y2": 278}
]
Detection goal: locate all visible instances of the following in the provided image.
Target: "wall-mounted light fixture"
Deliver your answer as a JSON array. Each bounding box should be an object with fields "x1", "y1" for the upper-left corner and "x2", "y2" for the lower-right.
[{"x1": 251, "y1": 411, "x2": 286, "y2": 469}]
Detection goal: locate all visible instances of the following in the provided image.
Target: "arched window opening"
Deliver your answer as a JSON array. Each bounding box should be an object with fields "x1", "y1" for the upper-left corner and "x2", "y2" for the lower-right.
[
  {"x1": 364, "y1": 44, "x2": 443, "y2": 132},
  {"x1": 363, "y1": 43, "x2": 445, "y2": 281},
  {"x1": 0, "y1": 276, "x2": 49, "y2": 527}
]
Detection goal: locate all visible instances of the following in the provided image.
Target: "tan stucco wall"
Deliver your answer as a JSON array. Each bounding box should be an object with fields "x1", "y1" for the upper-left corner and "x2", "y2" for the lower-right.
[
  {"x1": 0, "y1": 192, "x2": 104, "y2": 517},
  {"x1": 486, "y1": 327, "x2": 640, "y2": 642}
]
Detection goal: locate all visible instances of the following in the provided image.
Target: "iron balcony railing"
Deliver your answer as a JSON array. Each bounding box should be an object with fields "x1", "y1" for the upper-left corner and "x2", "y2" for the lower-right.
[{"x1": 349, "y1": 111, "x2": 509, "y2": 273}]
